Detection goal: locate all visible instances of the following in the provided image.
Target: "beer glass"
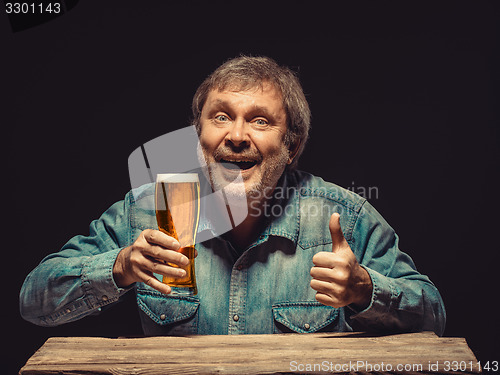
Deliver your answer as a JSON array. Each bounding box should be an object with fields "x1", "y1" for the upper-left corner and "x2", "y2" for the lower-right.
[{"x1": 155, "y1": 173, "x2": 200, "y2": 295}]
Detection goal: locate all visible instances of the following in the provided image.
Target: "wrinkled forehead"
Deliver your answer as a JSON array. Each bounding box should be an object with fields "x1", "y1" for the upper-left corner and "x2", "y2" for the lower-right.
[{"x1": 214, "y1": 78, "x2": 283, "y2": 99}]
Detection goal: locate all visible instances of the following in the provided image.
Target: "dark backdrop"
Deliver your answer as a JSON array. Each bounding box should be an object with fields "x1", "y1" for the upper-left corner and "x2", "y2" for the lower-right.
[{"x1": 3, "y1": 2, "x2": 499, "y2": 373}]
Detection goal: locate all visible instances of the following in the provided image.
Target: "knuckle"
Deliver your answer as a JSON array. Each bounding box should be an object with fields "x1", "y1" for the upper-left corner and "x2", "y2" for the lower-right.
[
  {"x1": 129, "y1": 250, "x2": 142, "y2": 265},
  {"x1": 145, "y1": 229, "x2": 163, "y2": 246},
  {"x1": 145, "y1": 229, "x2": 156, "y2": 242},
  {"x1": 150, "y1": 260, "x2": 159, "y2": 272},
  {"x1": 133, "y1": 235, "x2": 148, "y2": 251},
  {"x1": 135, "y1": 243, "x2": 147, "y2": 253},
  {"x1": 335, "y1": 256, "x2": 349, "y2": 268},
  {"x1": 336, "y1": 269, "x2": 350, "y2": 282},
  {"x1": 149, "y1": 246, "x2": 162, "y2": 259},
  {"x1": 145, "y1": 277, "x2": 155, "y2": 287}
]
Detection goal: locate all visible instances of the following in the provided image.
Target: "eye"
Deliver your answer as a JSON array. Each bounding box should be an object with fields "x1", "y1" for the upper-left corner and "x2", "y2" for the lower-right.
[
  {"x1": 215, "y1": 114, "x2": 230, "y2": 122},
  {"x1": 253, "y1": 118, "x2": 269, "y2": 127}
]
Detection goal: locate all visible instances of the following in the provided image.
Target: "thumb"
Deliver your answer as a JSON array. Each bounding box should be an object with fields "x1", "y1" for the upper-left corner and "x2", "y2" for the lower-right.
[{"x1": 329, "y1": 213, "x2": 348, "y2": 252}]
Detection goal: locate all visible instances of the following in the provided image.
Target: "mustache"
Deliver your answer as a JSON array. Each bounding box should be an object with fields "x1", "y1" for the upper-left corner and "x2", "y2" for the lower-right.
[{"x1": 213, "y1": 146, "x2": 262, "y2": 162}]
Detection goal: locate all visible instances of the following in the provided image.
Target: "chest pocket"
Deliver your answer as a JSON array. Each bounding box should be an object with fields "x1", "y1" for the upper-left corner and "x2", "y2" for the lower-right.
[
  {"x1": 272, "y1": 302, "x2": 339, "y2": 333},
  {"x1": 136, "y1": 284, "x2": 200, "y2": 335}
]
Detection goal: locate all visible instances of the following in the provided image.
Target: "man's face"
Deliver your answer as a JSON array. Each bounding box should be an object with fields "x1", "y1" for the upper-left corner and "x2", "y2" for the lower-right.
[{"x1": 198, "y1": 82, "x2": 291, "y2": 200}]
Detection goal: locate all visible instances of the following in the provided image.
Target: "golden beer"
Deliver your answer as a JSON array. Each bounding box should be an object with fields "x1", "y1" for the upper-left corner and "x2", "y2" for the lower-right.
[{"x1": 155, "y1": 173, "x2": 200, "y2": 295}]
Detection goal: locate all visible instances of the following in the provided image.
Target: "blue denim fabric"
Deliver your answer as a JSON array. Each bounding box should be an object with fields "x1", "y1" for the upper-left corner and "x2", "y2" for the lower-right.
[{"x1": 20, "y1": 171, "x2": 446, "y2": 335}]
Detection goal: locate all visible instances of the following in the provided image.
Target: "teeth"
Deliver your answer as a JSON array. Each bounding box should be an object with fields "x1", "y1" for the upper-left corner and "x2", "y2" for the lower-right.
[{"x1": 221, "y1": 159, "x2": 255, "y2": 163}]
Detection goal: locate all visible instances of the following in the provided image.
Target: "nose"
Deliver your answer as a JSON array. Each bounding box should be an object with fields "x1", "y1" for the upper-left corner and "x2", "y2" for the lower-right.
[{"x1": 226, "y1": 118, "x2": 250, "y2": 148}]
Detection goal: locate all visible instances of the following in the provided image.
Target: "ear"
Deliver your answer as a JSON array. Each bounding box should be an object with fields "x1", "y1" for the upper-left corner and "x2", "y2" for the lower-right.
[{"x1": 287, "y1": 139, "x2": 302, "y2": 165}]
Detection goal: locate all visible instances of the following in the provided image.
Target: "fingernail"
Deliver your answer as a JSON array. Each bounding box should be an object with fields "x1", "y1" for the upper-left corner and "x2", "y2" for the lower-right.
[{"x1": 178, "y1": 269, "x2": 186, "y2": 277}]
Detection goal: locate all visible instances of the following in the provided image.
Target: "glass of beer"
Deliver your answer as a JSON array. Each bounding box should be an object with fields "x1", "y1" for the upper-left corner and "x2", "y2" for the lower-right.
[{"x1": 155, "y1": 173, "x2": 200, "y2": 295}]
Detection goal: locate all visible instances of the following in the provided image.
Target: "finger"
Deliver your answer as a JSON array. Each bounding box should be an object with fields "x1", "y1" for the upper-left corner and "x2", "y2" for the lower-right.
[
  {"x1": 144, "y1": 246, "x2": 190, "y2": 267},
  {"x1": 310, "y1": 278, "x2": 336, "y2": 295},
  {"x1": 310, "y1": 266, "x2": 335, "y2": 282},
  {"x1": 139, "y1": 271, "x2": 172, "y2": 294},
  {"x1": 312, "y1": 250, "x2": 351, "y2": 269},
  {"x1": 329, "y1": 213, "x2": 348, "y2": 252},
  {"x1": 315, "y1": 292, "x2": 343, "y2": 308},
  {"x1": 311, "y1": 266, "x2": 350, "y2": 287},
  {"x1": 144, "y1": 229, "x2": 180, "y2": 250},
  {"x1": 312, "y1": 252, "x2": 338, "y2": 268},
  {"x1": 144, "y1": 257, "x2": 187, "y2": 279},
  {"x1": 310, "y1": 281, "x2": 347, "y2": 308}
]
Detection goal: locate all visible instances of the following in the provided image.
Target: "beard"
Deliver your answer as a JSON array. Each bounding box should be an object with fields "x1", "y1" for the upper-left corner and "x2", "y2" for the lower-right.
[{"x1": 197, "y1": 142, "x2": 290, "y2": 202}]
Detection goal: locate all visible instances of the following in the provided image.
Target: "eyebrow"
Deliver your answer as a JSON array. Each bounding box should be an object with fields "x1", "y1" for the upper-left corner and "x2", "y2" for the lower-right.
[{"x1": 207, "y1": 99, "x2": 279, "y2": 120}]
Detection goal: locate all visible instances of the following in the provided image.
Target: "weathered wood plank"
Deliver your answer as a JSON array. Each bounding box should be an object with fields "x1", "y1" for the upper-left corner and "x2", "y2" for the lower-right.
[{"x1": 19, "y1": 332, "x2": 481, "y2": 374}]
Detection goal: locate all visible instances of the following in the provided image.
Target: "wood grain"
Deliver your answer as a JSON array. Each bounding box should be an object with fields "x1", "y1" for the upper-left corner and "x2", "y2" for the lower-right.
[{"x1": 19, "y1": 331, "x2": 481, "y2": 374}]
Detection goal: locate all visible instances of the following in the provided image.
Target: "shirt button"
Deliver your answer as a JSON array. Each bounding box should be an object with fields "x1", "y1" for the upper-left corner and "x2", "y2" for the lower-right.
[
  {"x1": 160, "y1": 314, "x2": 166, "y2": 321},
  {"x1": 304, "y1": 323, "x2": 310, "y2": 330},
  {"x1": 233, "y1": 314, "x2": 240, "y2": 322},
  {"x1": 101, "y1": 295, "x2": 108, "y2": 302}
]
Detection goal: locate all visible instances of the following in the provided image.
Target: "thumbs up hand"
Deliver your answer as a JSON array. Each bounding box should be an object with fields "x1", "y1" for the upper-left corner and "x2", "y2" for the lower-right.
[{"x1": 310, "y1": 213, "x2": 373, "y2": 309}]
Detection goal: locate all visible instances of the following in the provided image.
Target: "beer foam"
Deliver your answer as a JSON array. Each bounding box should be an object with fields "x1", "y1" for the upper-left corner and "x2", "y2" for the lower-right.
[{"x1": 156, "y1": 173, "x2": 199, "y2": 183}]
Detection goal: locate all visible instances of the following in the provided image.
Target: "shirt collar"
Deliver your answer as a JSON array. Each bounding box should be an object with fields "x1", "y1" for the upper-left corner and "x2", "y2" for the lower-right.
[{"x1": 260, "y1": 172, "x2": 300, "y2": 243}]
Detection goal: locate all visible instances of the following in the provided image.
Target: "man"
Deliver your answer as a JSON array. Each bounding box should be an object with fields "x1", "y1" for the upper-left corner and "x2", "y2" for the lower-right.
[{"x1": 20, "y1": 56, "x2": 445, "y2": 335}]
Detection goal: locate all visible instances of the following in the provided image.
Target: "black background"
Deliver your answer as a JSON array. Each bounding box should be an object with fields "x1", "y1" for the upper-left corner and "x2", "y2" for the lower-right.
[{"x1": 2, "y1": 1, "x2": 499, "y2": 373}]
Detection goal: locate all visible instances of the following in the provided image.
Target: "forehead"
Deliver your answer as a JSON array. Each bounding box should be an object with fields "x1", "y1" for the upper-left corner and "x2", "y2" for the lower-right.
[{"x1": 204, "y1": 82, "x2": 285, "y2": 112}]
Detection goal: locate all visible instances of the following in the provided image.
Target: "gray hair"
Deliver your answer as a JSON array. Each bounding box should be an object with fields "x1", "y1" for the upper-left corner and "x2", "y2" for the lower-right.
[{"x1": 191, "y1": 55, "x2": 311, "y2": 170}]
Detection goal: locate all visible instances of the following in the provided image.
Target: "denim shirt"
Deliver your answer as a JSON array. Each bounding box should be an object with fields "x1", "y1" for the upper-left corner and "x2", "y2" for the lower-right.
[{"x1": 20, "y1": 171, "x2": 446, "y2": 336}]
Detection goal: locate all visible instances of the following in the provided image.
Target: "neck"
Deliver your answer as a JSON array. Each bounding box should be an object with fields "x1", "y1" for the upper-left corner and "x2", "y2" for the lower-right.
[
  {"x1": 225, "y1": 203, "x2": 266, "y2": 251},
  {"x1": 223, "y1": 186, "x2": 276, "y2": 251}
]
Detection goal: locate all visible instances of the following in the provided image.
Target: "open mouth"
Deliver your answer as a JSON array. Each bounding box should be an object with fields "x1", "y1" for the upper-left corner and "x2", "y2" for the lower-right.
[{"x1": 218, "y1": 159, "x2": 258, "y2": 171}]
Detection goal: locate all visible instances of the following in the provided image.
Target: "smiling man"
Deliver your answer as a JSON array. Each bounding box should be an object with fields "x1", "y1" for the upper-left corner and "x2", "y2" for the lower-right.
[
  {"x1": 20, "y1": 56, "x2": 446, "y2": 336},
  {"x1": 196, "y1": 80, "x2": 296, "y2": 251}
]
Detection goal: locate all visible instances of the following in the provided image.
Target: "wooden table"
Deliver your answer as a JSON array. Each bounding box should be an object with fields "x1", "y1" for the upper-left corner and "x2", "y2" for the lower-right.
[{"x1": 20, "y1": 331, "x2": 481, "y2": 374}]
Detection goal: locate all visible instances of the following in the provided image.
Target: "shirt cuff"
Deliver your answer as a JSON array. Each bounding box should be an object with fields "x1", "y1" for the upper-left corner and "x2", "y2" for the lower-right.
[
  {"x1": 348, "y1": 266, "x2": 394, "y2": 321},
  {"x1": 81, "y1": 247, "x2": 133, "y2": 309}
]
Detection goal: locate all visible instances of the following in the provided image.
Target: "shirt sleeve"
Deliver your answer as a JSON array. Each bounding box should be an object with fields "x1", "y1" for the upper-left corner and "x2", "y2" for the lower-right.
[
  {"x1": 347, "y1": 201, "x2": 446, "y2": 335},
  {"x1": 19, "y1": 196, "x2": 134, "y2": 327}
]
